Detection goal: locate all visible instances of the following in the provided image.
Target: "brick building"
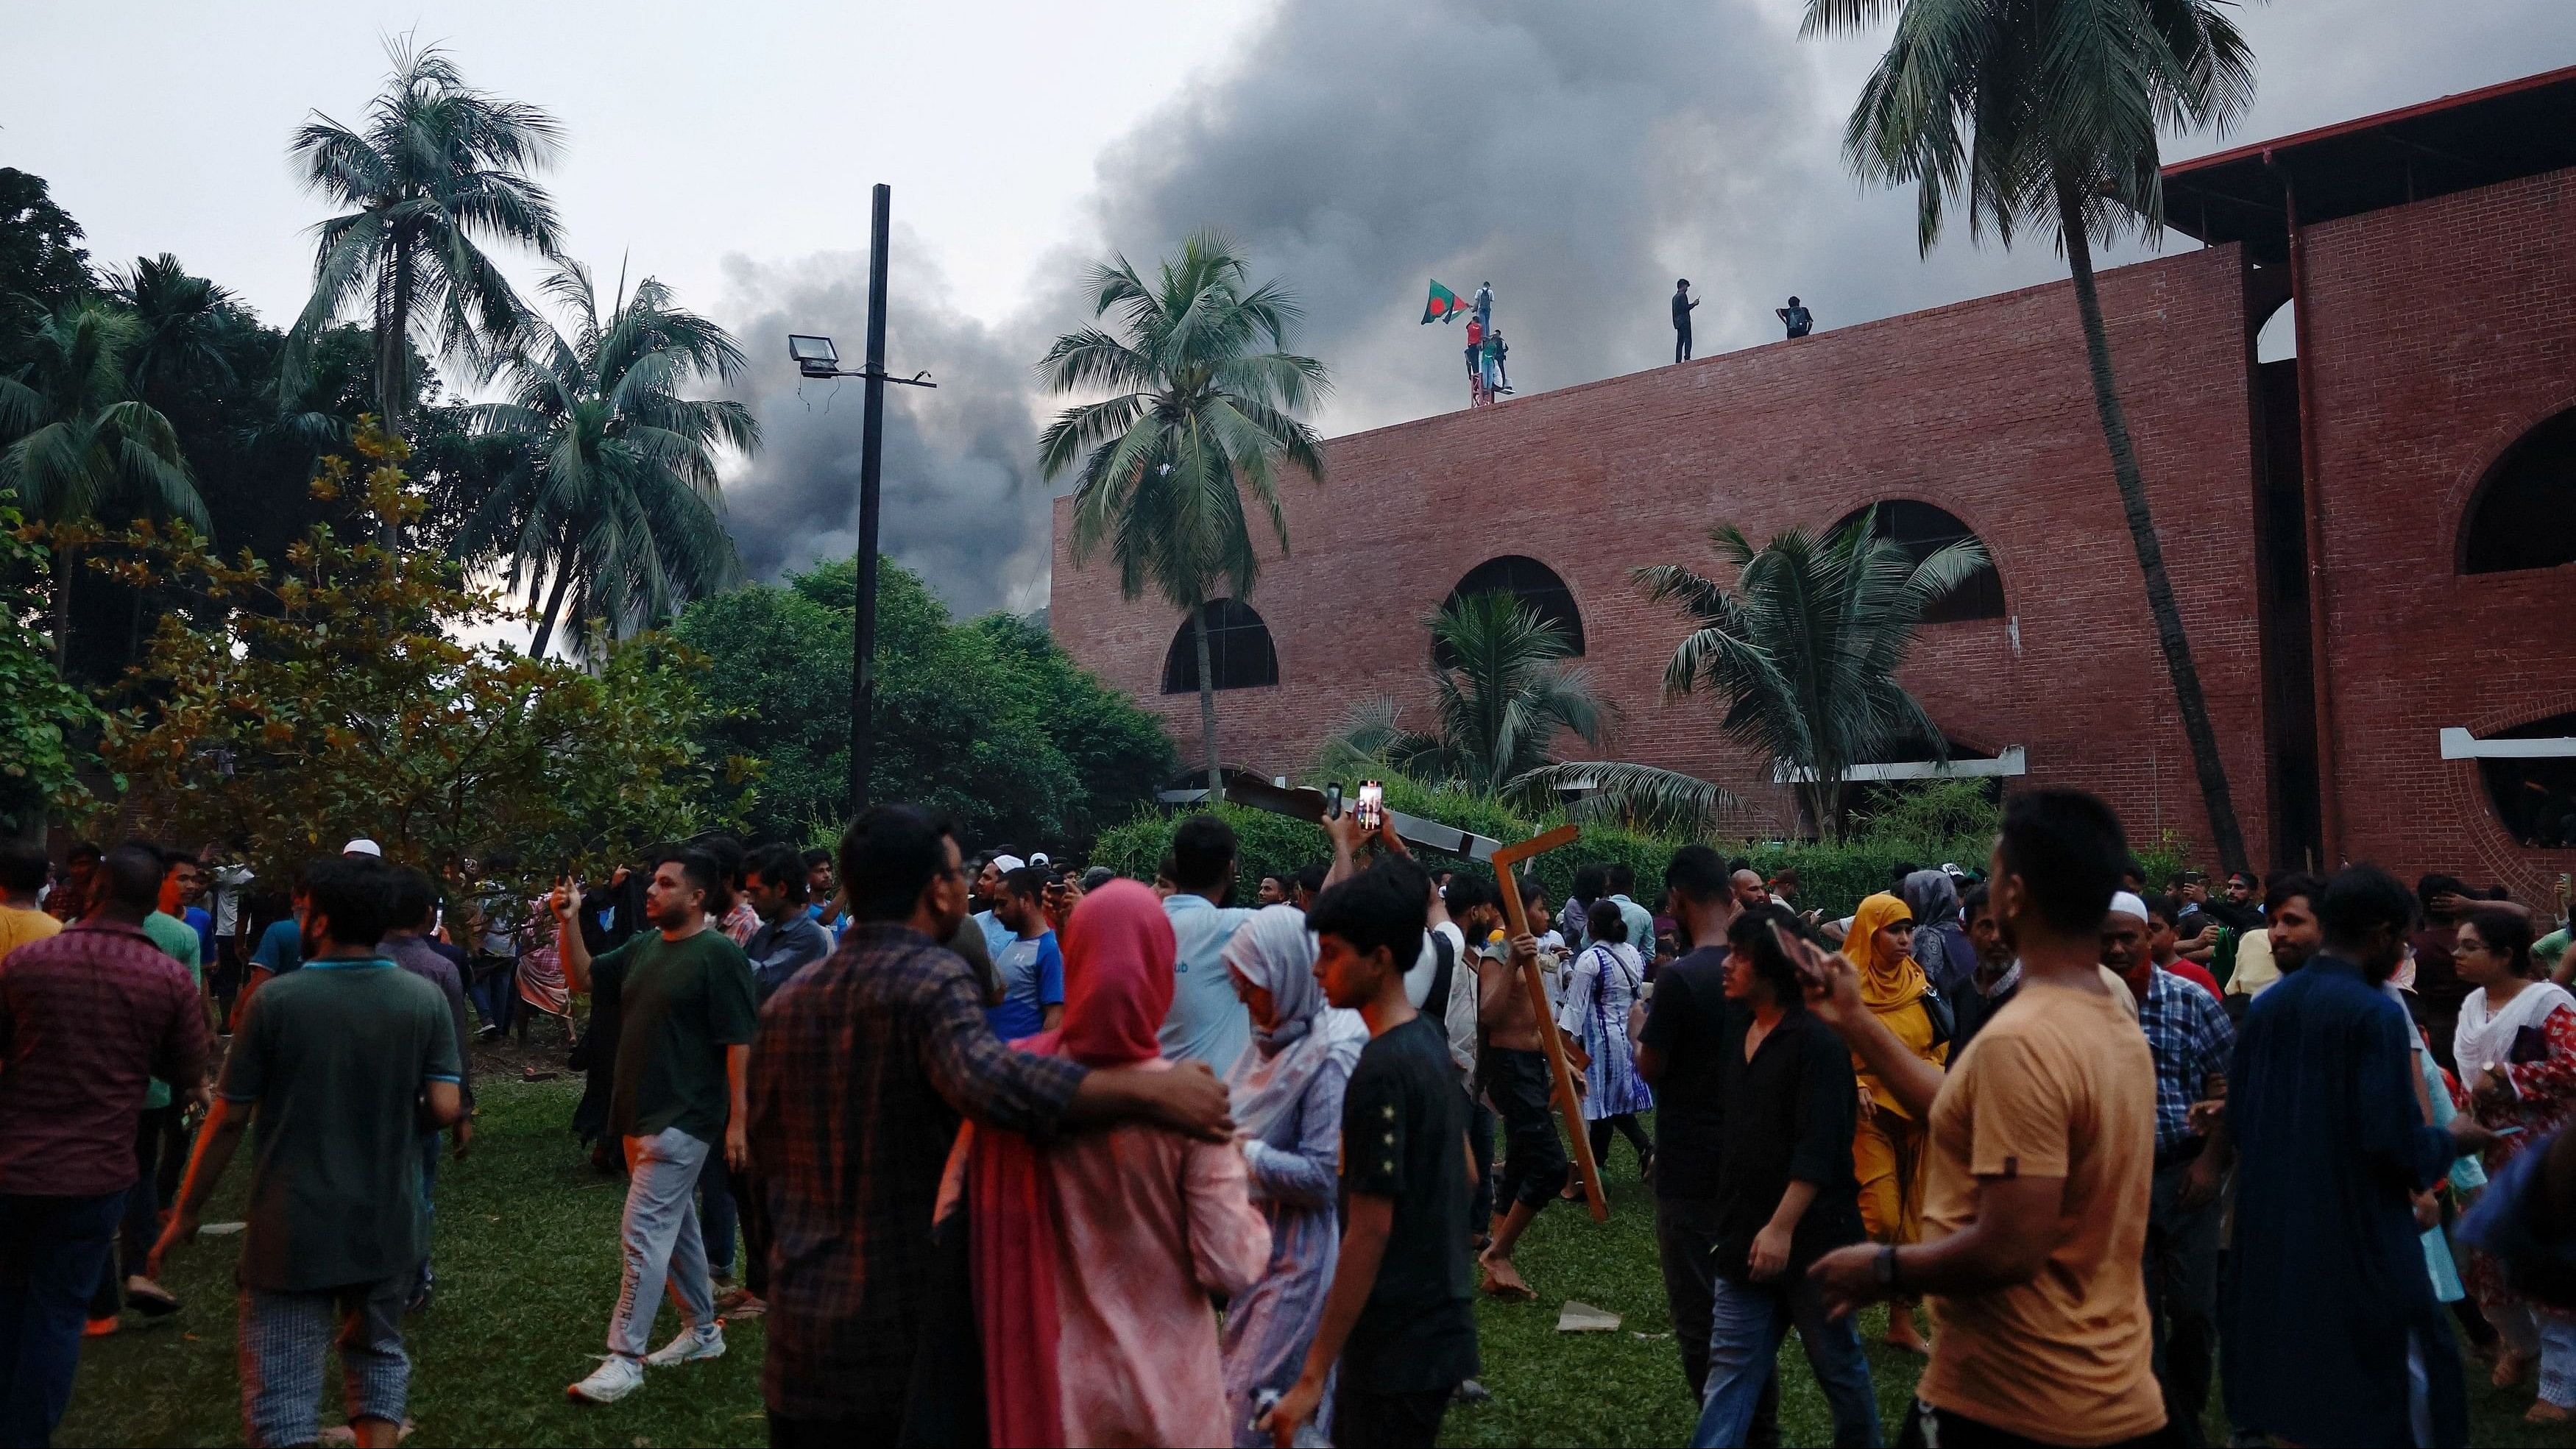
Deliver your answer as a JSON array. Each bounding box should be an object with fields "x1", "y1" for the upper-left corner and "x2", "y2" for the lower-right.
[{"x1": 1050, "y1": 68, "x2": 2576, "y2": 899}]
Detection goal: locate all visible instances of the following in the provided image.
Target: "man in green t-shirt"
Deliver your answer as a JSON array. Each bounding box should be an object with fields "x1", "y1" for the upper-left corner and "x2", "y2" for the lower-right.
[
  {"x1": 151, "y1": 854, "x2": 464, "y2": 1449},
  {"x1": 551, "y1": 848, "x2": 758, "y2": 1405}
]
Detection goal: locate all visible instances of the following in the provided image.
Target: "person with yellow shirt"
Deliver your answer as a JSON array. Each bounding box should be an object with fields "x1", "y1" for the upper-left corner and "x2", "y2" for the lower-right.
[
  {"x1": 0, "y1": 840, "x2": 65, "y2": 958},
  {"x1": 1841, "y1": 890, "x2": 1950, "y2": 1356}
]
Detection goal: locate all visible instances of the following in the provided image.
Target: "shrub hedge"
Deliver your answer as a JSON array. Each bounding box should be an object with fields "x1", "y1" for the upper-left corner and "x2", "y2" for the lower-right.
[{"x1": 1086, "y1": 776, "x2": 2187, "y2": 921}]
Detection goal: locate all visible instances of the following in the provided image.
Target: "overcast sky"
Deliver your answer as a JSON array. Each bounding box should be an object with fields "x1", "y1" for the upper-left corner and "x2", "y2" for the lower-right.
[{"x1": 10, "y1": 1, "x2": 2572, "y2": 617}]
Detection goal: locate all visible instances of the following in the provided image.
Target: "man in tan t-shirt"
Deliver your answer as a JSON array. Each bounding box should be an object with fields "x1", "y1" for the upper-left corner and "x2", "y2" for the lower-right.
[{"x1": 1789, "y1": 789, "x2": 2169, "y2": 1448}]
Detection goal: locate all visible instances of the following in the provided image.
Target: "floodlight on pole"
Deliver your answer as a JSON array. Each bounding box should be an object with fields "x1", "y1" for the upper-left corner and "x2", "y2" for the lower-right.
[{"x1": 787, "y1": 185, "x2": 937, "y2": 823}]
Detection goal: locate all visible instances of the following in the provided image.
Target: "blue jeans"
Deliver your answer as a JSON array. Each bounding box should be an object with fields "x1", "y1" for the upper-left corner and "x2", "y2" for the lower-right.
[
  {"x1": 0, "y1": 1190, "x2": 126, "y2": 1447},
  {"x1": 1692, "y1": 1272, "x2": 1882, "y2": 1448}
]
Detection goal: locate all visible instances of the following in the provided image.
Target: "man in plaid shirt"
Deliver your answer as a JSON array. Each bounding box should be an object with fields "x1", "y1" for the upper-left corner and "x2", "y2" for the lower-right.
[
  {"x1": 749, "y1": 804, "x2": 1233, "y2": 1448},
  {"x1": 2104, "y1": 890, "x2": 2234, "y2": 1446}
]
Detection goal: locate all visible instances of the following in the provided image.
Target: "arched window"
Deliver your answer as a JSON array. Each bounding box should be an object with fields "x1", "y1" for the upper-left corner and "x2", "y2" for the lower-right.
[
  {"x1": 1439, "y1": 555, "x2": 1585, "y2": 663},
  {"x1": 2474, "y1": 712, "x2": 2576, "y2": 849},
  {"x1": 1161, "y1": 599, "x2": 1278, "y2": 693},
  {"x1": 1831, "y1": 500, "x2": 2006, "y2": 623},
  {"x1": 2462, "y1": 410, "x2": 2576, "y2": 574}
]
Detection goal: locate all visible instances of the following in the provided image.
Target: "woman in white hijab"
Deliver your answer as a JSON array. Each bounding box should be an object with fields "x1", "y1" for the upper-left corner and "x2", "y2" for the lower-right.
[{"x1": 1217, "y1": 904, "x2": 1366, "y2": 1447}]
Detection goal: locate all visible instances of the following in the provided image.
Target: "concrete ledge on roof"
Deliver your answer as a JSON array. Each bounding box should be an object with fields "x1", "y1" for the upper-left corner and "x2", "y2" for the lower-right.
[
  {"x1": 1773, "y1": 745, "x2": 2028, "y2": 785},
  {"x1": 2440, "y1": 728, "x2": 2576, "y2": 760}
]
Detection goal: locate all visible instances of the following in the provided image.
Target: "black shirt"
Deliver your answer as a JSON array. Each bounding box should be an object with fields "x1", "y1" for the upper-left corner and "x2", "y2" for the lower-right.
[
  {"x1": 1339, "y1": 1014, "x2": 1479, "y2": 1392},
  {"x1": 1638, "y1": 945, "x2": 1730, "y2": 1199},
  {"x1": 1782, "y1": 305, "x2": 1813, "y2": 337},
  {"x1": 1672, "y1": 291, "x2": 1696, "y2": 328},
  {"x1": 1712, "y1": 1001, "x2": 1863, "y2": 1281}
]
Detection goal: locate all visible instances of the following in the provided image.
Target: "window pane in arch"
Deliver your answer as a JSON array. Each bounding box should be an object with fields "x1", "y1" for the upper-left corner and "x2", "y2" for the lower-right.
[
  {"x1": 1439, "y1": 555, "x2": 1585, "y2": 664},
  {"x1": 2463, "y1": 411, "x2": 2576, "y2": 574},
  {"x1": 1161, "y1": 599, "x2": 1278, "y2": 693},
  {"x1": 1830, "y1": 500, "x2": 2006, "y2": 623},
  {"x1": 2476, "y1": 712, "x2": 2576, "y2": 849}
]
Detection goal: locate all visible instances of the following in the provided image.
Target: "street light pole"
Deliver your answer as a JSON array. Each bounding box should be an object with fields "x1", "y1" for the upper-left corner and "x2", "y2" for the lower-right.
[
  {"x1": 850, "y1": 183, "x2": 893, "y2": 819},
  {"x1": 785, "y1": 185, "x2": 935, "y2": 825}
]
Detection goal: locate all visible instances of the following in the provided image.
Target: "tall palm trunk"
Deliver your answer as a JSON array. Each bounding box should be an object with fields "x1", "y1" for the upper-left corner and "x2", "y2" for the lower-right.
[
  {"x1": 528, "y1": 555, "x2": 576, "y2": 659},
  {"x1": 49, "y1": 542, "x2": 75, "y2": 672},
  {"x1": 2056, "y1": 174, "x2": 2248, "y2": 873},
  {"x1": 374, "y1": 238, "x2": 415, "y2": 548},
  {"x1": 1193, "y1": 606, "x2": 1223, "y2": 802}
]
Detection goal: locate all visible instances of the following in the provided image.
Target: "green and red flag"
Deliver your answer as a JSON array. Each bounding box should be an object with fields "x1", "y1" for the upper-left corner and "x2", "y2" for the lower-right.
[{"x1": 1422, "y1": 280, "x2": 1469, "y2": 325}]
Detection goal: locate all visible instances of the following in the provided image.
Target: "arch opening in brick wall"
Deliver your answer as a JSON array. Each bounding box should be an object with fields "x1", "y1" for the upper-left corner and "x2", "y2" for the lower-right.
[
  {"x1": 1436, "y1": 555, "x2": 1585, "y2": 667},
  {"x1": 2460, "y1": 409, "x2": 2576, "y2": 575},
  {"x1": 1161, "y1": 598, "x2": 1279, "y2": 694},
  {"x1": 1829, "y1": 500, "x2": 2006, "y2": 623},
  {"x1": 2461, "y1": 712, "x2": 2576, "y2": 850}
]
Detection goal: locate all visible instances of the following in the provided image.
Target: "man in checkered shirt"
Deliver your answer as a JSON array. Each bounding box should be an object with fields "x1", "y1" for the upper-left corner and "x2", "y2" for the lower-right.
[{"x1": 747, "y1": 804, "x2": 1232, "y2": 1447}]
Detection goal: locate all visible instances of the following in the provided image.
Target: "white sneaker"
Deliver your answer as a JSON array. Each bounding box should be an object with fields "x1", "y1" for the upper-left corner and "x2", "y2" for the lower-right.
[
  {"x1": 567, "y1": 1356, "x2": 645, "y2": 1404},
  {"x1": 643, "y1": 1324, "x2": 725, "y2": 1368}
]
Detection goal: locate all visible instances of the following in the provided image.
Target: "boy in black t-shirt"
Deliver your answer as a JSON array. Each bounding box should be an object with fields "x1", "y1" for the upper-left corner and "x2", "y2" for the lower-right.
[{"x1": 1264, "y1": 856, "x2": 1478, "y2": 1449}]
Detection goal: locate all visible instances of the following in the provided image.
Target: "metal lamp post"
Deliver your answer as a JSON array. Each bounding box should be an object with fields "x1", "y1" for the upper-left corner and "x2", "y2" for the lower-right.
[{"x1": 788, "y1": 184, "x2": 935, "y2": 821}]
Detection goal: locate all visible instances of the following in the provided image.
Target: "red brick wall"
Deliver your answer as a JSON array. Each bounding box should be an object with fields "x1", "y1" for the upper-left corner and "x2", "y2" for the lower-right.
[
  {"x1": 1052, "y1": 244, "x2": 2276, "y2": 863},
  {"x1": 2301, "y1": 168, "x2": 2576, "y2": 899}
]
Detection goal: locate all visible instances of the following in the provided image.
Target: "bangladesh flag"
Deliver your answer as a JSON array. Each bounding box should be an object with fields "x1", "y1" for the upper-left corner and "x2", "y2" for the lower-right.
[{"x1": 1422, "y1": 280, "x2": 1468, "y2": 325}]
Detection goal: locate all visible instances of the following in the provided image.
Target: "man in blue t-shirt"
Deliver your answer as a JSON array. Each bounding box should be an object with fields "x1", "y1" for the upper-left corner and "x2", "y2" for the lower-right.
[{"x1": 986, "y1": 867, "x2": 1064, "y2": 1041}]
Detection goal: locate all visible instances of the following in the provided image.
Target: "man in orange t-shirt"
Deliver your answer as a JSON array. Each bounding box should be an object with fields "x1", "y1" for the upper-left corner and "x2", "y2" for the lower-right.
[{"x1": 1793, "y1": 788, "x2": 2170, "y2": 1448}]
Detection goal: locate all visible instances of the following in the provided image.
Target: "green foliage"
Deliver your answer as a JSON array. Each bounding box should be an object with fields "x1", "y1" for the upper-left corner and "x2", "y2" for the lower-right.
[
  {"x1": 1326, "y1": 592, "x2": 1608, "y2": 798},
  {"x1": 458, "y1": 261, "x2": 755, "y2": 656},
  {"x1": 671, "y1": 557, "x2": 1176, "y2": 854},
  {"x1": 0, "y1": 492, "x2": 110, "y2": 831},
  {"x1": 1038, "y1": 229, "x2": 1328, "y2": 793},
  {"x1": 1853, "y1": 777, "x2": 2001, "y2": 846},
  {"x1": 96, "y1": 421, "x2": 729, "y2": 890},
  {"x1": 0, "y1": 169, "x2": 95, "y2": 377},
  {"x1": 1088, "y1": 770, "x2": 1993, "y2": 923}
]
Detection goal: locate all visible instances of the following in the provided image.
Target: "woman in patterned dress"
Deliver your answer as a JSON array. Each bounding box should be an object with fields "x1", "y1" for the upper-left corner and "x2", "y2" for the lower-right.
[
  {"x1": 1560, "y1": 900, "x2": 1654, "y2": 1176},
  {"x1": 2454, "y1": 905, "x2": 2576, "y2": 1423}
]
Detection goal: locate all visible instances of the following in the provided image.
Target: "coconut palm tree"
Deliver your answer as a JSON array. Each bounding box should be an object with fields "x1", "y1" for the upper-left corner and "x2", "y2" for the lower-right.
[
  {"x1": 1327, "y1": 592, "x2": 1610, "y2": 798},
  {"x1": 107, "y1": 254, "x2": 242, "y2": 401},
  {"x1": 1038, "y1": 230, "x2": 1328, "y2": 801},
  {"x1": 1806, "y1": 0, "x2": 2256, "y2": 869},
  {"x1": 283, "y1": 38, "x2": 562, "y2": 467},
  {"x1": 1535, "y1": 514, "x2": 1984, "y2": 840},
  {"x1": 459, "y1": 260, "x2": 754, "y2": 657},
  {"x1": 0, "y1": 300, "x2": 202, "y2": 665}
]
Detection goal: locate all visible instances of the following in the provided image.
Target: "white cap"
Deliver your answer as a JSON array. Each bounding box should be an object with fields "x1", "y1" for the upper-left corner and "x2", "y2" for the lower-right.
[
  {"x1": 1028, "y1": 851, "x2": 1051, "y2": 868},
  {"x1": 988, "y1": 854, "x2": 1026, "y2": 874},
  {"x1": 342, "y1": 837, "x2": 383, "y2": 858},
  {"x1": 2108, "y1": 890, "x2": 2149, "y2": 922}
]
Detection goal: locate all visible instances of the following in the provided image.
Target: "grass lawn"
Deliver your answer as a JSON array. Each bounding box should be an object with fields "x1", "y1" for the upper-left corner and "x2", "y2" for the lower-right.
[{"x1": 57, "y1": 1069, "x2": 2571, "y2": 1447}]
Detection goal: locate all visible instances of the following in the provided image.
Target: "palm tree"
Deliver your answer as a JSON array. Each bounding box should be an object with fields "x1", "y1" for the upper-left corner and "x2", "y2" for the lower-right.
[
  {"x1": 460, "y1": 261, "x2": 754, "y2": 657},
  {"x1": 1327, "y1": 592, "x2": 1610, "y2": 798},
  {"x1": 1807, "y1": 0, "x2": 2256, "y2": 870},
  {"x1": 107, "y1": 254, "x2": 241, "y2": 401},
  {"x1": 283, "y1": 38, "x2": 562, "y2": 475},
  {"x1": 1538, "y1": 514, "x2": 1985, "y2": 840},
  {"x1": 0, "y1": 301, "x2": 203, "y2": 665},
  {"x1": 1038, "y1": 230, "x2": 1328, "y2": 801}
]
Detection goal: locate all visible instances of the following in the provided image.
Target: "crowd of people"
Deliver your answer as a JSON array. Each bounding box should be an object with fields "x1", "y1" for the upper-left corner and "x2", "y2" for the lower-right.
[{"x1": 2, "y1": 787, "x2": 2574, "y2": 1448}]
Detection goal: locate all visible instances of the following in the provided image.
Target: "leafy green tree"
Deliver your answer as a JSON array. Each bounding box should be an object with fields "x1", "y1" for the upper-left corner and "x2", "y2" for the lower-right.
[
  {"x1": 460, "y1": 261, "x2": 754, "y2": 656},
  {"x1": 1326, "y1": 592, "x2": 1610, "y2": 798},
  {"x1": 283, "y1": 38, "x2": 563, "y2": 470},
  {"x1": 1038, "y1": 230, "x2": 1327, "y2": 801},
  {"x1": 0, "y1": 300, "x2": 202, "y2": 665},
  {"x1": 1539, "y1": 513, "x2": 1984, "y2": 840},
  {"x1": 1808, "y1": 0, "x2": 2255, "y2": 869},
  {"x1": 0, "y1": 169, "x2": 95, "y2": 377},
  {"x1": 0, "y1": 492, "x2": 110, "y2": 835},
  {"x1": 673, "y1": 559, "x2": 1175, "y2": 851},
  {"x1": 96, "y1": 421, "x2": 729, "y2": 886}
]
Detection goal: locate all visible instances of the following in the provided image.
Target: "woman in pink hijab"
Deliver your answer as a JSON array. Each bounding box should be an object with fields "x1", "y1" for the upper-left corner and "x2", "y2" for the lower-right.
[{"x1": 957, "y1": 879, "x2": 1270, "y2": 1447}]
